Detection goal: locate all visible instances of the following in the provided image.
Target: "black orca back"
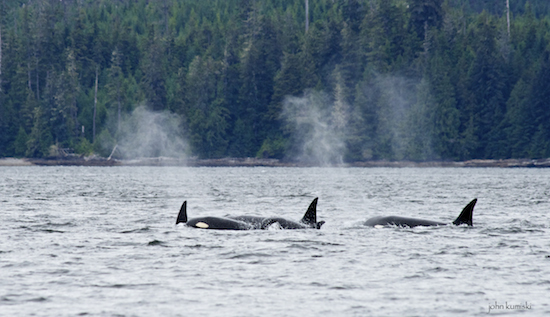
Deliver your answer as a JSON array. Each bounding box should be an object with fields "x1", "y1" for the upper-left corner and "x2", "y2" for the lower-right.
[
  {"x1": 300, "y1": 198, "x2": 318, "y2": 226},
  {"x1": 452, "y1": 198, "x2": 477, "y2": 226},
  {"x1": 176, "y1": 198, "x2": 324, "y2": 230},
  {"x1": 176, "y1": 201, "x2": 188, "y2": 224},
  {"x1": 364, "y1": 216, "x2": 446, "y2": 227},
  {"x1": 187, "y1": 216, "x2": 251, "y2": 230},
  {"x1": 364, "y1": 198, "x2": 477, "y2": 227}
]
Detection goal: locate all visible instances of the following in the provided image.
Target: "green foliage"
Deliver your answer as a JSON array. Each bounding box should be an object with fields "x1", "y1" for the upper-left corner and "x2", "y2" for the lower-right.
[
  {"x1": 25, "y1": 106, "x2": 53, "y2": 158},
  {"x1": 75, "y1": 137, "x2": 94, "y2": 156},
  {"x1": 13, "y1": 127, "x2": 29, "y2": 157},
  {"x1": 93, "y1": 129, "x2": 116, "y2": 157},
  {"x1": 0, "y1": 0, "x2": 549, "y2": 161},
  {"x1": 409, "y1": 0, "x2": 444, "y2": 39},
  {"x1": 257, "y1": 137, "x2": 286, "y2": 159}
]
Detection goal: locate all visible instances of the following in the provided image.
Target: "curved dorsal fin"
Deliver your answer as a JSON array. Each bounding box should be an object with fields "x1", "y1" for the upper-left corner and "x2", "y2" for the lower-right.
[
  {"x1": 452, "y1": 198, "x2": 477, "y2": 226},
  {"x1": 176, "y1": 201, "x2": 188, "y2": 224},
  {"x1": 301, "y1": 197, "x2": 318, "y2": 226}
]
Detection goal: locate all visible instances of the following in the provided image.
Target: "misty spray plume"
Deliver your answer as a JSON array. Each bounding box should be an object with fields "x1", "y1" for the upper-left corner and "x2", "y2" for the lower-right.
[
  {"x1": 282, "y1": 89, "x2": 348, "y2": 166},
  {"x1": 113, "y1": 105, "x2": 188, "y2": 159},
  {"x1": 363, "y1": 75, "x2": 436, "y2": 160}
]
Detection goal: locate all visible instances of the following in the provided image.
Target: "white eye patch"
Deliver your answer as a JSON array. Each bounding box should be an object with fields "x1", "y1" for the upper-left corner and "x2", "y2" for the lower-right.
[{"x1": 195, "y1": 222, "x2": 209, "y2": 229}]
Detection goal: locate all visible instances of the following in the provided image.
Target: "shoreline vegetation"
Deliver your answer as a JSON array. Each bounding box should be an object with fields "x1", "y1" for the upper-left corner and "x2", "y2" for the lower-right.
[
  {"x1": 1, "y1": 157, "x2": 550, "y2": 168},
  {"x1": 2, "y1": 1, "x2": 550, "y2": 162}
]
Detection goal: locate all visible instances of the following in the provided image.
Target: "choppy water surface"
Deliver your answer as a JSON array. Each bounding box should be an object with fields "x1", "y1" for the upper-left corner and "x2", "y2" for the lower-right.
[{"x1": 1, "y1": 167, "x2": 549, "y2": 316}]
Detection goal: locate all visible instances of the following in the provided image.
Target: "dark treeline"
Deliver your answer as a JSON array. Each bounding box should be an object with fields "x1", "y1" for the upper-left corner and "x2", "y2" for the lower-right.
[{"x1": 0, "y1": 0, "x2": 549, "y2": 162}]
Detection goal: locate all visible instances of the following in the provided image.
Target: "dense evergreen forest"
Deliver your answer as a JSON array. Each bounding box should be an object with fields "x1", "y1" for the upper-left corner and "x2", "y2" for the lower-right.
[{"x1": 1, "y1": 0, "x2": 549, "y2": 163}]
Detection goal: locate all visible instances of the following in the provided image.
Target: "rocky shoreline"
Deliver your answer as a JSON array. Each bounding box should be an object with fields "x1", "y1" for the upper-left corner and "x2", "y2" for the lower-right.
[{"x1": 2, "y1": 157, "x2": 550, "y2": 168}]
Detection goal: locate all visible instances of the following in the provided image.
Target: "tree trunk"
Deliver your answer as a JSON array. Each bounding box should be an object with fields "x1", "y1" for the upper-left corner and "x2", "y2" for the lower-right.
[
  {"x1": 162, "y1": 0, "x2": 169, "y2": 35},
  {"x1": 27, "y1": 62, "x2": 32, "y2": 90},
  {"x1": 0, "y1": 24, "x2": 2, "y2": 93},
  {"x1": 35, "y1": 56, "x2": 39, "y2": 100},
  {"x1": 305, "y1": 0, "x2": 309, "y2": 33},
  {"x1": 423, "y1": 20, "x2": 429, "y2": 57},
  {"x1": 117, "y1": 85, "x2": 121, "y2": 134},
  {"x1": 506, "y1": 0, "x2": 510, "y2": 39},
  {"x1": 93, "y1": 66, "x2": 98, "y2": 143}
]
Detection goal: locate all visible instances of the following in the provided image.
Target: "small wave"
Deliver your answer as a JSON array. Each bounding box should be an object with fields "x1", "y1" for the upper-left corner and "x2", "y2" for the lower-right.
[
  {"x1": 21, "y1": 221, "x2": 77, "y2": 233},
  {"x1": 48, "y1": 221, "x2": 76, "y2": 227},
  {"x1": 262, "y1": 238, "x2": 338, "y2": 246},
  {"x1": 107, "y1": 241, "x2": 143, "y2": 247},
  {"x1": 39, "y1": 229, "x2": 65, "y2": 233},
  {"x1": 225, "y1": 252, "x2": 273, "y2": 259},
  {"x1": 288, "y1": 243, "x2": 317, "y2": 250},
  {"x1": 28, "y1": 297, "x2": 48, "y2": 302},
  {"x1": 1, "y1": 294, "x2": 49, "y2": 304},
  {"x1": 404, "y1": 273, "x2": 428, "y2": 279},
  {"x1": 462, "y1": 291, "x2": 486, "y2": 296},
  {"x1": 328, "y1": 285, "x2": 354, "y2": 290},
  {"x1": 120, "y1": 227, "x2": 150, "y2": 233},
  {"x1": 444, "y1": 308, "x2": 469, "y2": 314},
  {"x1": 407, "y1": 229, "x2": 439, "y2": 235},
  {"x1": 47, "y1": 269, "x2": 71, "y2": 275},
  {"x1": 96, "y1": 283, "x2": 159, "y2": 289},
  {"x1": 147, "y1": 240, "x2": 166, "y2": 246},
  {"x1": 426, "y1": 266, "x2": 449, "y2": 273},
  {"x1": 186, "y1": 244, "x2": 223, "y2": 250},
  {"x1": 498, "y1": 227, "x2": 529, "y2": 234},
  {"x1": 284, "y1": 193, "x2": 312, "y2": 198},
  {"x1": 483, "y1": 226, "x2": 548, "y2": 235},
  {"x1": 0, "y1": 296, "x2": 13, "y2": 303},
  {"x1": 516, "y1": 281, "x2": 536, "y2": 286}
]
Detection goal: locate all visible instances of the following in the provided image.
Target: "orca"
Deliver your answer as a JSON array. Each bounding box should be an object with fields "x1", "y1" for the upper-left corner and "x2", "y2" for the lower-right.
[
  {"x1": 364, "y1": 198, "x2": 477, "y2": 228},
  {"x1": 176, "y1": 198, "x2": 325, "y2": 230}
]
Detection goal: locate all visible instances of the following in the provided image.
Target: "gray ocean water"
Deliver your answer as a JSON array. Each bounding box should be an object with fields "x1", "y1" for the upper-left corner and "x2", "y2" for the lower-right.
[{"x1": 1, "y1": 166, "x2": 548, "y2": 316}]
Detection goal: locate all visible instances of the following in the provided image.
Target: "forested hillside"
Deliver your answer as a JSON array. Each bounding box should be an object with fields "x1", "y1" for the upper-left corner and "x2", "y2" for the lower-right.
[{"x1": 1, "y1": 0, "x2": 549, "y2": 163}]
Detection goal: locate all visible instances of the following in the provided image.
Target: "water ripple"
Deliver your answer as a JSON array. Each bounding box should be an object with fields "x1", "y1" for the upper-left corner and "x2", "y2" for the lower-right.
[{"x1": 1, "y1": 166, "x2": 549, "y2": 316}]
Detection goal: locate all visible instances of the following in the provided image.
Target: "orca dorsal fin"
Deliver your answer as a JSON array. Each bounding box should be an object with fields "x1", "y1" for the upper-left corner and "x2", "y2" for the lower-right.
[
  {"x1": 301, "y1": 197, "x2": 318, "y2": 226},
  {"x1": 176, "y1": 201, "x2": 188, "y2": 224},
  {"x1": 452, "y1": 198, "x2": 477, "y2": 226}
]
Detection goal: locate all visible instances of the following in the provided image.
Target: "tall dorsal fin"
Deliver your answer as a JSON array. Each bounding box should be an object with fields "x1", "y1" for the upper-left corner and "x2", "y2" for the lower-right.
[
  {"x1": 176, "y1": 201, "x2": 188, "y2": 224},
  {"x1": 301, "y1": 197, "x2": 318, "y2": 226},
  {"x1": 452, "y1": 198, "x2": 477, "y2": 226}
]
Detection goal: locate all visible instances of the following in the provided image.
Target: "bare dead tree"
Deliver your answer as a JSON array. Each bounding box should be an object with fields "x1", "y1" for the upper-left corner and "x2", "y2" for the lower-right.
[
  {"x1": 506, "y1": 0, "x2": 510, "y2": 38},
  {"x1": 93, "y1": 65, "x2": 98, "y2": 143},
  {"x1": 305, "y1": 0, "x2": 309, "y2": 33}
]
